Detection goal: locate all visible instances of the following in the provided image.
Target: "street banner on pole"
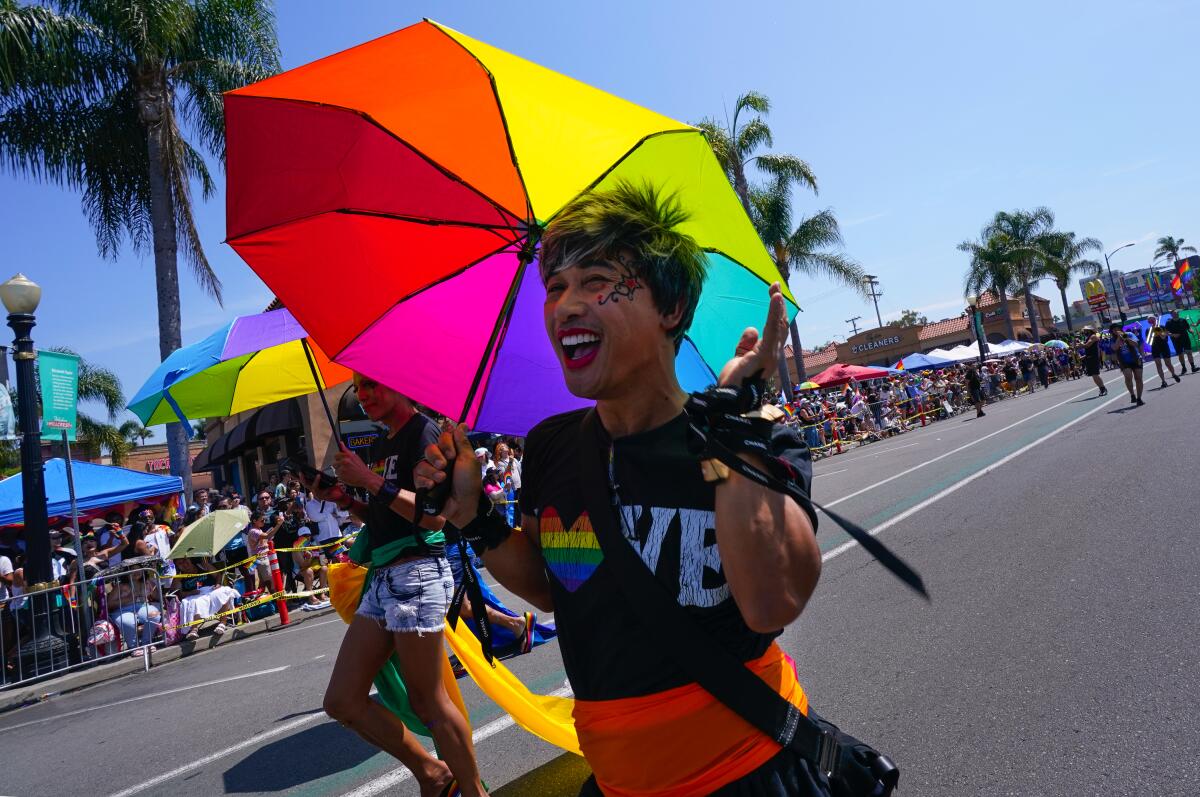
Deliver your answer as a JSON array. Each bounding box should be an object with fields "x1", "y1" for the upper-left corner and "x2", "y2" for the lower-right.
[
  {"x1": 0, "y1": 346, "x2": 17, "y2": 441},
  {"x1": 38, "y1": 350, "x2": 79, "y2": 442}
]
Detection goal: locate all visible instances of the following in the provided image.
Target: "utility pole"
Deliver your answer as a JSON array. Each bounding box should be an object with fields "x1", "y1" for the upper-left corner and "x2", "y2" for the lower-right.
[
  {"x1": 863, "y1": 275, "x2": 884, "y2": 328},
  {"x1": 845, "y1": 316, "x2": 862, "y2": 336}
]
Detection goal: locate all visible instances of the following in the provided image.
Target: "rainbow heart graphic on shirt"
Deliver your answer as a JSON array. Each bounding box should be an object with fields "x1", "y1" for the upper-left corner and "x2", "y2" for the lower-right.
[{"x1": 539, "y1": 508, "x2": 602, "y2": 592}]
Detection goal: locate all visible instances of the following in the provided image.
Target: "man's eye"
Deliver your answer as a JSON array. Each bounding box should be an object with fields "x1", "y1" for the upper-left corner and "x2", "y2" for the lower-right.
[{"x1": 545, "y1": 283, "x2": 565, "y2": 295}]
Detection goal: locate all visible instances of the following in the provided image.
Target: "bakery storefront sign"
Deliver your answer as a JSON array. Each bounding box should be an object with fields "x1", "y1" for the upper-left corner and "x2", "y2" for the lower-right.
[{"x1": 851, "y1": 335, "x2": 902, "y2": 354}]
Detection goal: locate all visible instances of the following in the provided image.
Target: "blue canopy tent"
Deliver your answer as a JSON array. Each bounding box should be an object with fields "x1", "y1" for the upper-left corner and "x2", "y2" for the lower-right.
[
  {"x1": 900, "y1": 352, "x2": 955, "y2": 370},
  {"x1": 0, "y1": 459, "x2": 183, "y2": 527}
]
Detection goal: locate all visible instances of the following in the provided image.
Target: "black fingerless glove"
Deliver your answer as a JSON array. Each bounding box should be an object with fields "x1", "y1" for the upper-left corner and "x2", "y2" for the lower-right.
[{"x1": 456, "y1": 491, "x2": 513, "y2": 556}]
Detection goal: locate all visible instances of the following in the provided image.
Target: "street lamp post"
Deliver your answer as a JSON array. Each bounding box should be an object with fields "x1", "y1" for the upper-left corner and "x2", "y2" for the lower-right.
[
  {"x1": 1103, "y1": 242, "x2": 1135, "y2": 323},
  {"x1": 0, "y1": 274, "x2": 51, "y2": 587},
  {"x1": 2, "y1": 274, "x2": 68, "y2": 676},
  {"x1": 967, "y1": 293, "x2": 988, "y2": 365}
]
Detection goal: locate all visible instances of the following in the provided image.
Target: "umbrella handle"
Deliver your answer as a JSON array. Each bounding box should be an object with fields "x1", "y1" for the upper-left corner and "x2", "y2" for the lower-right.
[{"x1": 301, "y1": 338, "x2": 339, "y2": 435}]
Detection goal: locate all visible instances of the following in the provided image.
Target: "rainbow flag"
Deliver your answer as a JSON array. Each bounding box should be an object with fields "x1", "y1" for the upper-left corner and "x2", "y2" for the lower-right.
[
  {"x1": 893, "y1": 360, "x2": 904, "y2": 370},
  {"x1": 1172, "y1": 259, "x2": 1192, "y2": 293}
]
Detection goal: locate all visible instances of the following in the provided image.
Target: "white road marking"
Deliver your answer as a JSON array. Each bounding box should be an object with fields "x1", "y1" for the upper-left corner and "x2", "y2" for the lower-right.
[
  {"x1": 105, "y1": 709, "x2": 323, "y2": 797},
  {"x1": 822, "y1": 390, "x2": 1124, "y2": 566},
  {"x1": 812, "y1": 469, "x2": 848, "y2": 478},
  {"x1": 834, "y1": 441, "x2": 921, "y2": 462},
  {"x1": 820, "y1": 375, "x2": 1125, "y2": 511},
  {"x1": 342, "y1": 684, "x2": 575, "y2": 797},
  {"x1": 0, "y1": 666, "x2": 290, "y2": 735}
]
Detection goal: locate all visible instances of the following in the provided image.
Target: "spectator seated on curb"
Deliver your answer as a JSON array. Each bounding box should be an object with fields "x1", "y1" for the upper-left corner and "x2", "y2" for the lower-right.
[
  {"x1": 175, "y1": 557, "x2": 239, "y2": 641},
  {"x1": 292, "y1": 526, "x2": 331, "y2": 612},
  {"x1": 107, "y1": 567, "x2": 163, "y2": 653}
]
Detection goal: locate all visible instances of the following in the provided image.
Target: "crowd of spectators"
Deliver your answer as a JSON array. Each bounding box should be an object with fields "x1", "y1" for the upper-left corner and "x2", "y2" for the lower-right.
[{"x1": 781, "y1": 343, "x2": 1095, "y2": 455}]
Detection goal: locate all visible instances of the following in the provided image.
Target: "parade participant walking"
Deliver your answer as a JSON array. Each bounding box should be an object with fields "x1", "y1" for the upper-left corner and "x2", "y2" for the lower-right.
[
  {"x1": 418, "y1": 183, "x2": 870, "y2": 797},
  {"x1": 304, "y1": 374, "x2": 485, "y2": 797},
  {"x1": 1148, "y1": 323, "x2": 1180, "y2": 389},
  {"x1": 1080, "y1": 327, "x2": 1107, "y2": 397},
  {"x1": 966, "y1": 364, "x2": 986, "y2": 418},
  {"x1": 1164, "y1": 313, "x2": 1198, "y2": 374},
  {"x1": 1109, "y1": 322, "x2": 1145, "y2": 405}
]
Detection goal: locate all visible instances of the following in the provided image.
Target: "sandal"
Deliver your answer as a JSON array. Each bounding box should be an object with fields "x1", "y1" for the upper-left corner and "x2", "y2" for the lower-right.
[
  {"x1": 519, "y1": 611, "x2": 536, "y2": 654},
  {"x1": 438, "y1": 780, "x2": 461, "y2": 797}
]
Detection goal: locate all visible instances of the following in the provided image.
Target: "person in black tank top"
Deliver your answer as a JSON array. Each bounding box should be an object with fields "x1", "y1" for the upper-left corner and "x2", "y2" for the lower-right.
[
  {"x1": 1080, "y1": 327, "x2": 1107, "y2": 397},
  {"x1": 1147, "y1": 322, "x2": 1180, "y2": 389},
  {"x1": 302, "y1": 374, "x2": 483, "y2": 797},
  {"x1": 418, "y1": 183, "x2": 825, "y2": 796}
]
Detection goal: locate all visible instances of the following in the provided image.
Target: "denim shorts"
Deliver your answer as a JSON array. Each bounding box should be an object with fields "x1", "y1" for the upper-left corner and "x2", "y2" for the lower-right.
[{"x1": 356, "y1": 556, "x2": 454, "y2": 634}]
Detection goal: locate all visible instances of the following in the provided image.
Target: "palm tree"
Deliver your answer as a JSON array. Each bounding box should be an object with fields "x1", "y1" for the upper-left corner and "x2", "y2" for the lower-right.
[
  {"x1": 694, "y1": 91, "x2": 816, "y2": 217},
  {"x1": 119, "y1": 419, "x2": 152, "y2": 447},
  {"x1": 1153, "y1": 235, "x2": 1197, "y2": 266},
  {"x1": 694, "y1": 91, "x2": 860, "y2": 390},
  {"x1": 0, "y1": 0, "x2": 279, "y2": 492},
  {"x1": 750, "y1": 175, "x2": 866, "y2": 384},
  {"x1": 983, "y1": 208, "x2": 1056, "y2": 341},
  {"x1": 960, "y1": 233, "x2": 1018, "y2": 342},
  {"x1": 1038, "y1": 232, "x2": 1102, "y2": 332}
]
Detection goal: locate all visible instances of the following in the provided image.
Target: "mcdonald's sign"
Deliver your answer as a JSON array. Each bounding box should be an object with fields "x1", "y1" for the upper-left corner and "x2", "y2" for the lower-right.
[{"x1": 1084, "y1": 279, "x2": 1109, "y2": 310}]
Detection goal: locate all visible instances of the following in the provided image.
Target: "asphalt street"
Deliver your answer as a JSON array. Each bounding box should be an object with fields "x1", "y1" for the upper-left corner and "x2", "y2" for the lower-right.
[{"x1": 2, "y1": 369, "x2": 1197, "y2": 796}]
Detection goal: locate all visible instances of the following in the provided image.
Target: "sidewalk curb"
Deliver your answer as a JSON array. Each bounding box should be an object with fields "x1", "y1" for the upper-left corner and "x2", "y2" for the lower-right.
[{"x1": 0, "y1": 604, "x2": 336, "y2": 715}]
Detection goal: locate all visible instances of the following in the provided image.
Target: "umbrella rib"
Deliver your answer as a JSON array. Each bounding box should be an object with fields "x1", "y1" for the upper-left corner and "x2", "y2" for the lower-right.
[
  {"x1": 328, "y1": 238, "x2": 520, "y2": 363},
  {"x1": 537, "y1": 128, "x2": 696, "y2": 225},
  {"x1": 227, "y1": 93, "x2": 527, "y2": 226},
  {"x1": 227, "y1": 206, "x2": 525, "y2": 247},
  {"x1": 426, "y1": 19, "x2": 535, "y2": 224},
  {"x1": 701, "y1": 246, "x2": 802, "y2": 314},
  {"x1": 457, "y1": 256, "x2": 530, "y2": 424}
]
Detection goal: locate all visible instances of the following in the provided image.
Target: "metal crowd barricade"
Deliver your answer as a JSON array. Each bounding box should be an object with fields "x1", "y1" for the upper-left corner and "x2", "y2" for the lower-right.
[{"x1": 1, "y1": 564, "x2": 162, "y2": 689}]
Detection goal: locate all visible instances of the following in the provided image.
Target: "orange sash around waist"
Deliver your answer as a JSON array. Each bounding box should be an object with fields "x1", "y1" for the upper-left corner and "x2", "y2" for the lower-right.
[{"x1": 571, "y1": 643, "x2": 807, "y2": 797}]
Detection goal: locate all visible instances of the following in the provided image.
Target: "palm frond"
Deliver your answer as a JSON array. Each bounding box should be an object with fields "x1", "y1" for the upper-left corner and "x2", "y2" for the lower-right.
[
  {"x1": 752, "y1": 152, "x2": 817, "y2": 195},
  {"x1": 735, "y1": 117, "x2": 772, "y2": 159}
]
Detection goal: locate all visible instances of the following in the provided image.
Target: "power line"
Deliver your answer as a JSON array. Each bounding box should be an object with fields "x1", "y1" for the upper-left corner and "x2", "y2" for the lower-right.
[{"x1": 845, "y1": 316, "x2": 862, "y2": 336}]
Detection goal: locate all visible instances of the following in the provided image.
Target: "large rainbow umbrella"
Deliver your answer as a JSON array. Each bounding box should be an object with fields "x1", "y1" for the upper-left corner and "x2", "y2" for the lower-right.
[
  {"x1": 224, "y1": 19, "x2": 796, "y2": 435},
  {"x1": 127, "y1": 308, "x2": 351, "y2": 426}
]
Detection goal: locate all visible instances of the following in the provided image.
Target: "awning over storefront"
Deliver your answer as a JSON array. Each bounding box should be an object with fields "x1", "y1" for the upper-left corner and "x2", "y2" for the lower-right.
[{"x1": 191, "y1": 399, "x2": 303, "y2": 472}]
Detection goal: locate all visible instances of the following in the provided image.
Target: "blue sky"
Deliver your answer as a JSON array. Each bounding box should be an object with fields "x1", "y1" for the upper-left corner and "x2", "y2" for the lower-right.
[{"x1": 2, "y1": 0, "x2": 1195, "y2": 435}]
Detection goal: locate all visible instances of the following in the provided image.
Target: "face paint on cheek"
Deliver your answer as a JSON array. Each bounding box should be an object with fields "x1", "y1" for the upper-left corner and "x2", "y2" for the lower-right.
[{"x1": 598, "y1": 263, "x2": 643, "y2": 305}]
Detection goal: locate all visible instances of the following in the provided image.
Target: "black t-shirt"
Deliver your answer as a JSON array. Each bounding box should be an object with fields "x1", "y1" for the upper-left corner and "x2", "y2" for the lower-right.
[
  {"x1": 1018, "y1": 355, "x2": 1033, "y2": 373},
  {"x1": 1165, "y1": 317, "x2": 1190, "y2": 338},
  {"x1": 520, "y1": 409, "x2": 816, "y2": 702},
  {"x1": 966, "y1": 370, "x2": 981, "y2": 390},
  {"x1": 359, "y1": 413, "x2": 445, "y2": 559},
  {"x1": 276, "y1": 514, "x2": 304, "y2": 552}
]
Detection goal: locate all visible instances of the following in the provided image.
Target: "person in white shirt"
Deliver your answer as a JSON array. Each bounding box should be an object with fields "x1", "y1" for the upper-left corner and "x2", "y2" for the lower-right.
[
  {"x1": 305, "y1": 495, "x2": 343, "y2": 544},
  {"x1": 493, "y1": 442, "x2": 521, "y2": 491},
  {"x1": 0, "y1": 553, "x2": 13, "y2": 601}
]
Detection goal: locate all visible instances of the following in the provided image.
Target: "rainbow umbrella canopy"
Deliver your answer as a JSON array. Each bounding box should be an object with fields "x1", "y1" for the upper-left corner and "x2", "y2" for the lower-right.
[
  {"x1": 127, "y1": 308, "x2": 351, "y2": 426},
  {"x1": 224, "y1": 20, "x2": 796, "y2": 436}
]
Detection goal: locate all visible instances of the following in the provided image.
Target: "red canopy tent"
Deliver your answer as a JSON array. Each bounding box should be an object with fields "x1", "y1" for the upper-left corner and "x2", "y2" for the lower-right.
[{"x1": 810, "y1": 363, "x2": 892, "y2": 387}]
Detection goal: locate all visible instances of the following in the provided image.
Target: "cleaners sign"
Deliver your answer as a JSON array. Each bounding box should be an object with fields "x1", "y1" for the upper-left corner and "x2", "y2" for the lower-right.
[
  {"x1": 851, "y1": 334, "x2": 902, "y2": 354},
  {"x1": 38, "y1": 349, "x2": 79, "y2": 442}
]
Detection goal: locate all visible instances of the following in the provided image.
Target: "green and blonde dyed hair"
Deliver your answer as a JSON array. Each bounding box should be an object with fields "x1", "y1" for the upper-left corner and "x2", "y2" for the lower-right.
[{"x1": 539, "y1": 181, "x2": 708, "y2": 348}]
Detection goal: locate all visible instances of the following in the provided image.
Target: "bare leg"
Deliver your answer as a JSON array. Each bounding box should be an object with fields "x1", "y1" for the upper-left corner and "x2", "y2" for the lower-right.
[
  {"x1": 1123, "y1": 369, "x2": 1135, "y2": 398},
  {"x1": 458, "y1": 594, "x2": 526, "y2": 636},
  {"x1": 1133, "y1": 368, "x2": 1144, "y2": 400},
  {"x1": 1154, "y1": 358, "x2": 1168, "y2": 386},
  {"x1": 394, "y1": 629, "x2": 487, "y2": 797},
  {"x1": 323, "y1": 616, "x2": 451, "y2": 796},
  {"x1": 1092, "y1": 374, "x2": 1105, "y2": 391}
]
